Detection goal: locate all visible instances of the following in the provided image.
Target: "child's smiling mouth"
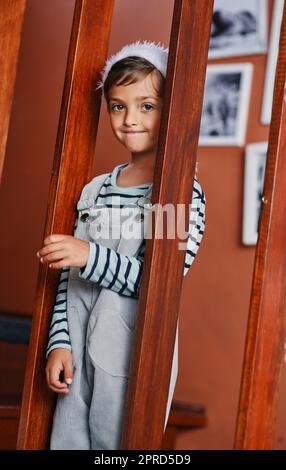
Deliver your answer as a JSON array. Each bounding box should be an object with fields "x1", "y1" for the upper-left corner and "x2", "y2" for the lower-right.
[{"x1": 122, "y1": 130, "x2": 146, "y2": 133}]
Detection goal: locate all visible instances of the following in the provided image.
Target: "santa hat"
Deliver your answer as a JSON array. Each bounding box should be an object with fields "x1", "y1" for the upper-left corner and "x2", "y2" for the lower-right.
[{"x1": 96, "y1": 39, "x2": 169, "y2": 91}]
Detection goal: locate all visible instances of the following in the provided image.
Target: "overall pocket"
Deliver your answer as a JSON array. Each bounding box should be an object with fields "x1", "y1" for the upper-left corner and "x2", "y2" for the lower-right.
[
  {"x1": 87, "y1": 307, "x2": 134, "y2": 378},
  {"x1": 94, "y1": 287, "x2": 138, "y2": 331}
]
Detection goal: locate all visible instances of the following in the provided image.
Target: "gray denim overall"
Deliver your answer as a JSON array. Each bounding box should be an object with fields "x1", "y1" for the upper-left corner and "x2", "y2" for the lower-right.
[{"x1": 50, "y1": 173, "x2": 179, "y2": 450}]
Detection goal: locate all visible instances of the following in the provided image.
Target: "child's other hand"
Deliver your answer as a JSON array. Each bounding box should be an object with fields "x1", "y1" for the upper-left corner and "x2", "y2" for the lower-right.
[
  {"x1": 36, "y1": 234, "x2": 89, "y2": 269},
  {"x1": 46, "y1": 348, "x2": 73, "y2": 394}
]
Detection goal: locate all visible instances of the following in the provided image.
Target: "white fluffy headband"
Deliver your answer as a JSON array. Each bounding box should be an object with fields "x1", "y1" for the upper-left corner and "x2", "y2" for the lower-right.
[{"x1": 96, "y1": 40, "x2": 169, "y2": 91}]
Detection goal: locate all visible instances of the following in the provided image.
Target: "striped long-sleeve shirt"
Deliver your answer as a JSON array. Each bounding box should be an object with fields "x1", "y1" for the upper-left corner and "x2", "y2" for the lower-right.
[{"x1": 46, "y1": 163, "x2": 206, "y2": 357}]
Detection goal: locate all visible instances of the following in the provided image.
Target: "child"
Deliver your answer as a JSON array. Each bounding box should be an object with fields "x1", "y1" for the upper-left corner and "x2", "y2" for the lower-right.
[{"x1": 37, "y1": 40, "x2": 206, "y2": 450}]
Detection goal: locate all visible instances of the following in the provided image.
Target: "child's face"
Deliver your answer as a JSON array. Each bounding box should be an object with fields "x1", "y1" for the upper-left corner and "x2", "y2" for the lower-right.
[{"x1": 107, "y1": 71, "x2": 163, "y2": 155}]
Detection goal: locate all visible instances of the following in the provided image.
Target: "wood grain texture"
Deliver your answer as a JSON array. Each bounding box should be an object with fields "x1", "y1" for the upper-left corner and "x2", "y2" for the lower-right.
[
  {"x1": 0, "y1": 0, "x2": 26, "y2": 183},
  {"x1": 234, "y1": 2, "x2": 286, "y2": 450},
  {"x1": 16, "y1": 0, "x2": 114, "y2": 449},
  {"x1": 120, "y1": 0, "x2": 213, "y2": 450}
]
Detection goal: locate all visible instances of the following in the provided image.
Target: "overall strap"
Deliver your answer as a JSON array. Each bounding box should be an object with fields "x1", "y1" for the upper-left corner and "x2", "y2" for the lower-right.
[
  {"x1": 76, "y1": 172, "x2": 110, "y2": 210},
  {"x1": 136, "y1": 184, "x2": 153, "y2": 209}
]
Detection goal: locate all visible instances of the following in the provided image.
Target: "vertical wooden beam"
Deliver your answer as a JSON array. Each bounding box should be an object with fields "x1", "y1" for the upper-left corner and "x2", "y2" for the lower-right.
[
  {"x1": 0, "y1": 0, "x2": 26, "y2": 183},
  {"x1": 121, "y1": 0, "x2": 213, "y2": 449},
  {"x1": 234, "y1": 3, "x2": 286, "y2": 450},
  {"x1": 17, "y1": 0, "x2": 114, "y2": 449}
]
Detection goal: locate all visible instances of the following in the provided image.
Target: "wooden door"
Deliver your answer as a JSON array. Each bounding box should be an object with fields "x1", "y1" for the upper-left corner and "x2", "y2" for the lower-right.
[{"x1": 234, "y1": 2, "x2": 286, "y2": 450}]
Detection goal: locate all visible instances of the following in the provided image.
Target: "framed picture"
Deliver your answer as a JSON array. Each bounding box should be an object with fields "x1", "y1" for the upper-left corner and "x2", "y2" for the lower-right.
[
  {"x1": 242, "y1": 142, "x2": 268, "y2": 245},
  {"x1": 261, "y1": 0, "x2": 284, "y2": 124},
  {"x1": 199, "y1": 63, "x2": 253, "y2": 147},
  {"x1": 208, "y1": 0, "x2": 268, "y2": 60}
]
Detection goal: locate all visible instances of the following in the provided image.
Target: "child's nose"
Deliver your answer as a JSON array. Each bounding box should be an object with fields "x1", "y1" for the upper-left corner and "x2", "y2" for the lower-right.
[{"x1": 124, "y1": 110, "x2": 138, "y2": 126}]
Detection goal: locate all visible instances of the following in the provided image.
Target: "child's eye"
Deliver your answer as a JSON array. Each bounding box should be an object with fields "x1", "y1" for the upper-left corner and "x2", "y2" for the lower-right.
[
  {"x1": 111, "y1": 104, "x2": 124, "y2": 111},
  {"x1": 142, "y1": 103, "x2": 154, "y2": 111}
]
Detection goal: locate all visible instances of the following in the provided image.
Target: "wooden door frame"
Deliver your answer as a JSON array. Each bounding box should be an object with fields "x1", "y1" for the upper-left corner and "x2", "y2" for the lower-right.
[
  {"x1": 0, "y1": 0, "x2": 26, "y2": 183},
  {"x1": 234, "y1": 2, "x2": 286, "y2": 450}
]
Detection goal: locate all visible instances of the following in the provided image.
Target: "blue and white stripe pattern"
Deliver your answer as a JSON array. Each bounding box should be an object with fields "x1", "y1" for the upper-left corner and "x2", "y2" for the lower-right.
[
  {"x1": 46, "y1": 268, "x2": 71, "y2": 355},
  {"x1": 46, "y1": 164, "x2": 206, "y2": 357}
]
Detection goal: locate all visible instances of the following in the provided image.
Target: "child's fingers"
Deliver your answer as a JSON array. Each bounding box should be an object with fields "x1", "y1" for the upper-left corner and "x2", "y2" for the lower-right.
[
  {"x1": 37, "y1": 241, "x2": 65, "y2": 259},
  {"x1": 46, "y1": 364, "x2": 68, "y2": 394},
  {"x1": 41, "y1": 251, "x2": 66, "y2": 264},
  {"x1": 37, "y1": 249, "x2": 68, "y2": 268},
  {"x1": 43, "y1": 234, "x2": 66, "y2": 246},
  {"x1": 48, "y1": 366, "x2": 69, "y2": 393},
  {"x1": 49, "y1": 383, "x2": 69, "y2": 394},
  {"x1": 48, "y1": 261, "x2": 67, "y2": 270},
  {"x1": 63, "y1": 359, "x2": 74, "y2": 385}
]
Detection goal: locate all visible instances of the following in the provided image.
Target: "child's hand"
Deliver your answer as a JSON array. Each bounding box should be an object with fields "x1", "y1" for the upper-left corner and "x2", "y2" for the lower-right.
[
  {"x1": 36, "y1": 234, "x2": 89, "y2": 269},
  {"x1": 46, "y1": 348, "x2": 73, "y2": 394}
]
